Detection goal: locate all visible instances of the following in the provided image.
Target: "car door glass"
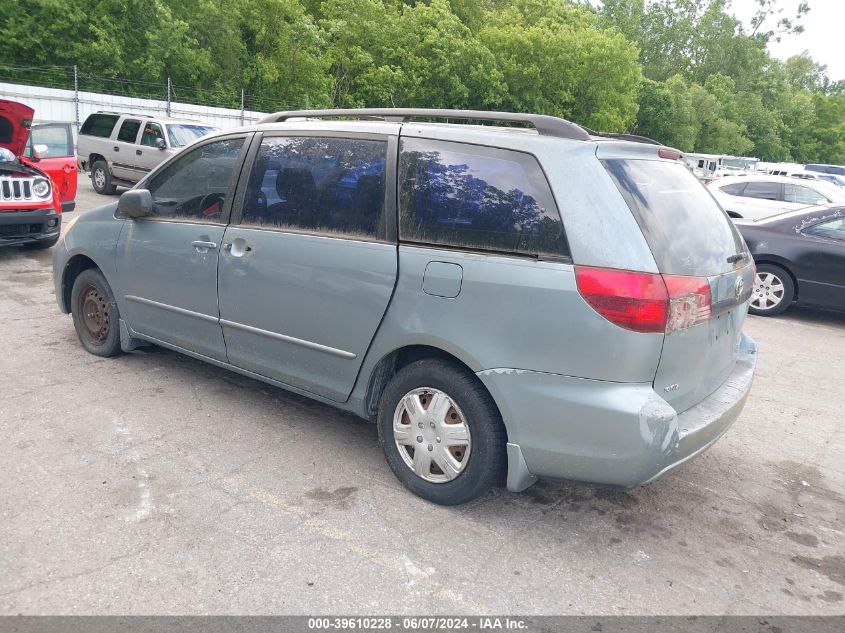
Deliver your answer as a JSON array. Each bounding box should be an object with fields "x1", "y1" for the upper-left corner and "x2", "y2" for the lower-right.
[
  {"x1": 742, "y1": 181, "x2": 780, "y2": 201},
  {"x1": 785, "y1": 183, "x2": 829, "y2": 205},
  {"x1": 144, "y1": 137, "x2": 245, "y2": 222},
  {"x1": 804, "y1": 217, "x2": 845, "y2": 240},
  {"x1": 117, "y1": 119, "x2": 141, "y2": 144},
  {"x1": 399, "y1": 138, "x2": 567, "y2": 258},
  {"x1": 80, "y1": 113, "x2": 119, "y2": 138},
  {"x1": 27, "y1": 125, "x2": 73, "y2": 158},
  {"x1": 720, "y1": 183, "x2": 746, "y2": 195},
  {"x1": 141, "y1": 123, "x2": 165, "y2": 147},
  {"x1": 241, "y1": 136, "x2": 387, "y2": 239}
]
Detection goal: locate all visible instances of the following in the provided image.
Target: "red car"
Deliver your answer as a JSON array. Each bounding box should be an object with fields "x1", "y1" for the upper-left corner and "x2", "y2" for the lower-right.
[{"x1": 1, "y1": 99, "x2": 78, "y2": 249}]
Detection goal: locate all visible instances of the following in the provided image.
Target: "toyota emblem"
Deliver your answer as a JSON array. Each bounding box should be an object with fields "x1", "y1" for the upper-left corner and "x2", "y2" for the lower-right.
[{"x1": 734, "y1": 277, "x2": 744, "y2": 300}]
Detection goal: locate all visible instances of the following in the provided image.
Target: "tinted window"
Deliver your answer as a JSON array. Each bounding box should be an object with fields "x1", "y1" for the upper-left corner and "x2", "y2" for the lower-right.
[
  {"x1": 785, "y1": 183, "x2": 829, "y2": 205},
  {"x1": 140, "y1": 123, "x2": 164, "y2": 147},
  {"x1": 603, "y1": 159, "x2": 745, "y2": 276},
  {"x1": 805, "y1": 217, "x2": 845, "y2": 240},
  {"x1": 145, "y1": 137, "x2": 244, "y2": 222},
  {"x1": 742, "y1": 181, "x2": 780, "y2": 201},
  {"x1": 241, "y1": 136, "x2": 387, "y2": 239},
  {"x1": 720, "y1": 183, "x2": 746, "y2": 195},
  {"x1": 117, "y1": 119, "x2": 141, "y2": 143},
  {"x1": 29, "y1": 125, "x2": 73, "y2": 157},
  {"x1": 0, "y1": 116, "x2": 14, "y2": 144},
  {"x1": 80, "y1": 114, "x2": 119, "y2": 138},
  {"x1": 399, "y1": 138, "x2": 566, "y2": 257}
]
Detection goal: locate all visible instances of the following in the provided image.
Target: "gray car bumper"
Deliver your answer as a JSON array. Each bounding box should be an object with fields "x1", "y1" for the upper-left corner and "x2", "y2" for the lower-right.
[{"x1": 478, "y1": 333, "x2": 758, "y2": 492}]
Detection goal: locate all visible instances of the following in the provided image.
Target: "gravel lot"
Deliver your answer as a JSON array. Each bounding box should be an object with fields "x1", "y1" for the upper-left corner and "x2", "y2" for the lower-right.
[{"x1": 1, "y1": 178, "x2": 843, "y2": 615}]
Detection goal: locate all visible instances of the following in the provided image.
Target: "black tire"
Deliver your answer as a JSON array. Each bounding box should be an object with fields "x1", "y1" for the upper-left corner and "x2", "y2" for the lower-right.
[
  {"x1": 23, "y1": 234, "x2": 60, "y2": 249},
  {"x1": 377, "y1": 359, "x2": 507, "y2": 505},
  {"x1": 749, "y1": 264, "x2": 794, "y2": 316},
  {"x1": 70, "y1": 268, "x2": 122, "y2": 357},
  {"x1": 91, "y1": 160, "x2": 117, "y2": 195}
]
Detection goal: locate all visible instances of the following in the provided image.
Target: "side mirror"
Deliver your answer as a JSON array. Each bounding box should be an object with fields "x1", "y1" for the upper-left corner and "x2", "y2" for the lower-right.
[
  {"x1": 33, "y1": 143, "x2": 49, "y2": 159},
  {"x1": 117, "y1": 189, "x2": 153, "y2": 219},
  {"x1": 155, "y1": 138, "x2": 167, "y2": 150}
]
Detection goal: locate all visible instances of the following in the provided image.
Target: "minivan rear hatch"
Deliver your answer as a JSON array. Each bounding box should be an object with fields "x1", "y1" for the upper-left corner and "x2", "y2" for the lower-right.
[{"x1": 603, "y1": 157, "x2": 754, "y2": 412}]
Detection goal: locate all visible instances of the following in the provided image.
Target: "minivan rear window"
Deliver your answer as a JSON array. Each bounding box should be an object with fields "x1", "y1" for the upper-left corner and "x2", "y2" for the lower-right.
[
  {"x1": 80, "y1": 113, "x2": 120, "y2": 138},
  {"x1": 603, "y1": 159, "x2": 745, "y2": 276},
  {"x1": 399, "y1": 138, "x2": 568, "y2": 258}
]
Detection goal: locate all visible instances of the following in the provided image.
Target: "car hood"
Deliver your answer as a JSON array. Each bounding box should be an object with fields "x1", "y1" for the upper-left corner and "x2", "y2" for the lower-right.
[{"x1": 0, "y1": 100, "x2": 34, "y2": 158}]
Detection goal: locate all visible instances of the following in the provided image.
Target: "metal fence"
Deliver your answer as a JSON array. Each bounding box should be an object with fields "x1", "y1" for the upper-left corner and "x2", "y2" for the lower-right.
[{"x1": 0, "y1": 64, "x2": 287, "y2": 132}]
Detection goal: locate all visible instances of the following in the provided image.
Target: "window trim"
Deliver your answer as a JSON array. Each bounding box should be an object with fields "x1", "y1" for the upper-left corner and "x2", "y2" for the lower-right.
[
  {"x1": 229, "y1": 131, "x2": 397, "y2": 244},
  {"x1": 396, "y1": 136, "x2": 570, "y2": 261},
  {"x1": 124, "y1": 132, "x2": 253, "y2": 226}
]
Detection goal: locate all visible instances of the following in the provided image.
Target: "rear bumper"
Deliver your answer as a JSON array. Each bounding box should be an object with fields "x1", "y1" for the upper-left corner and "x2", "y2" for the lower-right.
[
  {"x1": 0, "y1": 208, "x2": 61, "y2": 247},
  {"x1": 478, "y1": 333, "x2": 758, "y2": 492}
]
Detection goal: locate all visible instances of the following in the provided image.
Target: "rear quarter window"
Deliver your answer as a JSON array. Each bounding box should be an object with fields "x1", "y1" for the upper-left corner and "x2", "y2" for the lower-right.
[
  {"x1": 80, "y1": 114, "x2": 120, "y2": 138},
  {"x1": 399, "y1": 138, "x2": 568, "y2": 258},
  {"x1": 603, "y1": 159, "x2": 746, "y2": 276}
]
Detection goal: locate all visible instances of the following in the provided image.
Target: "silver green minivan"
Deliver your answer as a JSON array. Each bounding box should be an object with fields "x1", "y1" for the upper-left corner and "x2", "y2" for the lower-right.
[{"x1": 53, "y1": 109, "x2": 757, "y2": 505}]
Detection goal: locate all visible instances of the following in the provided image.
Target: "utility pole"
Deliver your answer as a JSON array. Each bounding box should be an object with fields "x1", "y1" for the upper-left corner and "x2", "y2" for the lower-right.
[
  {"x1": 166, "y1": 76, "x2": 171, "y2": 117},
  {"x1": 73, "y1": 65, "x2": 80, "y2": 132}
]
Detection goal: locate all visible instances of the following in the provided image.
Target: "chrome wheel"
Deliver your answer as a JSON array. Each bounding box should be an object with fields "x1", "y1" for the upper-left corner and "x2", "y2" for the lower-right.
[
  {"x1": 93, "y1": 168, "x2": 106, "y2": 189},
  {"x1": 751, "y1": 271, "x2": 785, "y2": 311},
  {"x1": 392, "y1": 388, "x2": 471, "y2": 483}
]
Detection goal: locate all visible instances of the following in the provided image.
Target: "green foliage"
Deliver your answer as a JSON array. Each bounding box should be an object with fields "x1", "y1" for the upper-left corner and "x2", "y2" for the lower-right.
[{"x1": 0, "y1": 0, "x2": 842, "y2": 163}]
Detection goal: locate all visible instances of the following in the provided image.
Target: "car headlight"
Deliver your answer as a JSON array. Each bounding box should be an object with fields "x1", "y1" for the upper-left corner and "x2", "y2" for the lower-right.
[{"x1": 32, "y1": 178, "x2": 51, "y2": 198}]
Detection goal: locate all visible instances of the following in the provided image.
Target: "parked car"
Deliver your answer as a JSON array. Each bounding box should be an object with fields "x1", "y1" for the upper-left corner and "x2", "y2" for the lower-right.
[
  {"x1": 805, "y1": 163, "x2": 845, "y2": 176},
  {"x1": 1, "y1": 99, "x2": 76, "y2": 249},
  {"x1": 816, "y1": 173, "x2": 845, "y2": 189},
  {"x1": 77, "y1": 111, "x2": 218, "y2": 195},
  {"x1": 53, "y1": 108, "x2": 757, "y2": 505},
  {"x1": 736, "y1": 206, "x2": 845, "y2": 316},
  {"x1": 708, "y1": 174, "x2": 845, "y2": 220}
]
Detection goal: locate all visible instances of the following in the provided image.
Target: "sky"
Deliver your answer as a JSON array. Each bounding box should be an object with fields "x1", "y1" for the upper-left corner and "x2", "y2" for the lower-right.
[{"x1": 729, "y1": 0, "x2": 845, "y2": 82}]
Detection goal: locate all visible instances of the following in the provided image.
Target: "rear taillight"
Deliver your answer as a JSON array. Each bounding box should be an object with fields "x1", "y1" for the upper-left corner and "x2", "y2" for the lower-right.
[{"x1": 575, "y1": 266, "x2": 712, "y2": 334}]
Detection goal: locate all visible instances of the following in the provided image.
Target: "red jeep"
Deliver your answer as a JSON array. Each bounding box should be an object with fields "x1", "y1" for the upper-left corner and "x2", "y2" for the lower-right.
[{"x1": 1, "y1": 99, "x2": 78, "y2": 249}]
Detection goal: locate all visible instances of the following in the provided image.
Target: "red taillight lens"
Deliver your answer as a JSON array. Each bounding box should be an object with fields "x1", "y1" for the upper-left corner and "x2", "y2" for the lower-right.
[
  {"x1": 574, "y1": 266, "x2": 669, "y2": 333},
  {"x1": 575, "y1": 266, "x2": 713, "y2": 334}
]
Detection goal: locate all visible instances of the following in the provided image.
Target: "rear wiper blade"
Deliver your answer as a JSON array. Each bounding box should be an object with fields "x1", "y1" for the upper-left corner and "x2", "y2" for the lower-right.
[{"x1": 727, "y1": 252, "x2": 748, "y2": 264}]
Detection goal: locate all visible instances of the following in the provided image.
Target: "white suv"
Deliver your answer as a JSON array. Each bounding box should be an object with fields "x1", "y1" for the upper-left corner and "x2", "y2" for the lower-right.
[{"x1": 708, "y1": 174, "x2": 845, "y2": 220}]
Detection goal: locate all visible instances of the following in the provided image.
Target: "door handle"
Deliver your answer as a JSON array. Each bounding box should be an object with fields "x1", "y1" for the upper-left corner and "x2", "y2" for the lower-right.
[
  {"x1": 136, "y1": 149, "x2": 142, "y2": 156},
  {"x1": 191, "y1": 240, "x2": 217, "y2": 253},
  {"x1": 113, "y1": 146, "x2": 119, "y2": 152}
]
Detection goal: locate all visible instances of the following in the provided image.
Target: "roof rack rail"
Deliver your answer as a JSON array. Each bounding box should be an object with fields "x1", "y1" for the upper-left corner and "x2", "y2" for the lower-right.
[
  {"x1": 257, "y1": 108, "x2": 591, "y2": 141},
  {"x1": 586, "y1": 129, "x2": 662, "y2": 146}
]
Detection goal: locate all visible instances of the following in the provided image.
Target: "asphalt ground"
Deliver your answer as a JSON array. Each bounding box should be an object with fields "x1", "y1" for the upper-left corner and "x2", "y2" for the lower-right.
[{"x1": 1, "y1": 177, "x2": 843, "y2": 614}]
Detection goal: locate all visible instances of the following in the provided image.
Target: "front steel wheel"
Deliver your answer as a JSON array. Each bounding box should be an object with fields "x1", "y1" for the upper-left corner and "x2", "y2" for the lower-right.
[
  {"x1": 70, "y1": 268, "x2": 123, "y2": 357},
  {"x1": 393, "y1": 387, "x2": 472, "y2": 483},
  {"x1": 749, "y1": 264, "x2": 794, "y2": 316}
]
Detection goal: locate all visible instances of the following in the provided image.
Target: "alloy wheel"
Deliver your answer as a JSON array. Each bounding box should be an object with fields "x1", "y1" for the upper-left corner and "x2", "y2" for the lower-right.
[{"x1": 751, "y1": 271, "x2": 785, "y2": 311}]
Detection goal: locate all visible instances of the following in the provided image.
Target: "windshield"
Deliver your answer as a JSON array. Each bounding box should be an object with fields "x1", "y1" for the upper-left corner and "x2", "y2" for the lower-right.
[
  {"x1": 721, "y1": 158, "x2": 756, "y2": 170},
  {"x1": 604, "y1": 159, "x2": 746, "y2": 276},
  {"x1": 166, "y1": 124, "x2": 217, "y2": 148}
]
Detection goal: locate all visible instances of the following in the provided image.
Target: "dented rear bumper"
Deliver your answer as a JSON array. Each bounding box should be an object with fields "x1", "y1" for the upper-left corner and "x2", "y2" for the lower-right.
[{"x1": 477, "y1": 333, "x2": 758, "y2": 492}]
